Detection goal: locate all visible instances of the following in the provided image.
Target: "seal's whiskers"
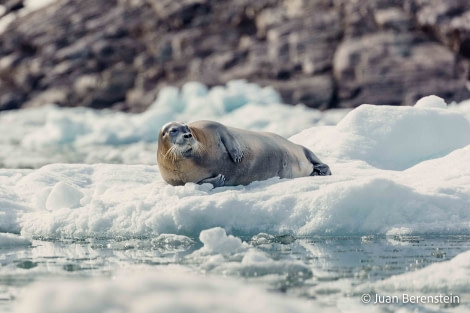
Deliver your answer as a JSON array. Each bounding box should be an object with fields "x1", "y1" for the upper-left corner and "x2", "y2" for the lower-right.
[{"x1": 164, "y1": 145, "x2": 179, "y2": 162}]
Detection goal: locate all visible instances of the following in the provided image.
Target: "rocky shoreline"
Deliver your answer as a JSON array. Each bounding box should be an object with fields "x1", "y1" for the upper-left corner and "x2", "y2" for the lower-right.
[{"x1": 0, "y1": 0, "x2": 469, "y2": 112}]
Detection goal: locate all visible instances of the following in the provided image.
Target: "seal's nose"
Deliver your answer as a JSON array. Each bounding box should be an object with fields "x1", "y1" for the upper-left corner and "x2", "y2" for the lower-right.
[{"x1": 183, "y1": 133, "x2": 192, "y2": 139}]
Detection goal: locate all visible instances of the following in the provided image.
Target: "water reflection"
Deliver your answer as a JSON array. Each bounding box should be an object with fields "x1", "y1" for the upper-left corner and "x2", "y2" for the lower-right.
[{"x1": 0, "y1": 235, "x2": 469, "y2": 313}]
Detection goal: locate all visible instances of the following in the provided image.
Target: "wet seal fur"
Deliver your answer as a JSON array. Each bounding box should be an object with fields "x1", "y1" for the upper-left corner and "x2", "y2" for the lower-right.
[{"x1": 157, "y1": 120, "x2": 331, "y2": 187}]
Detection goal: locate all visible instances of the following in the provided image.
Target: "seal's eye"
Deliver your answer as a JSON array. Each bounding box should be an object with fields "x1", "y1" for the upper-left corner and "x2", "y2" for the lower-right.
[{"x1": 170, "y1": 129, "x2": 177, "y2": 134}]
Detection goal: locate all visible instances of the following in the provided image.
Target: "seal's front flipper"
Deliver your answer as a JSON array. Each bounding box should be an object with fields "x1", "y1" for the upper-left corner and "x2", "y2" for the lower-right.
[
  {"x1": 303, "y1": 147, "x2": 332, "y2": 176},
  {"x1": 220, "y1": 131, "x2": 244, "y2": 163},
  {"x1": 198, "y1": 174, "x2": 226, "y2": 188}
]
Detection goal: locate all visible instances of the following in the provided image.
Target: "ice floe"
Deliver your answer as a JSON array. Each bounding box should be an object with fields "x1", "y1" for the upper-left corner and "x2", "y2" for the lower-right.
[{"x1": 0, "y1": 94, "x2": 469, "y2": 239}]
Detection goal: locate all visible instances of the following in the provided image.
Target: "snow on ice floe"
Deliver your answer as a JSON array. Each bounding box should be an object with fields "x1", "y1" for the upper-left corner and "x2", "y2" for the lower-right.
[
  {"x1": 0, "y1": 95, "x2": 468, "y2": 239},
  {"x1": 290, "y1": 100, "x2": 470, "y2": 170},
  {"x1": 0, "y1": 169, "x2": 31, "y2": 234},
  {"x1": 0, "y1": 80, "x2": 347, "y2": 168},
  {"x1": 414, "y1": 95, "x2": 448, "y2": 109}
]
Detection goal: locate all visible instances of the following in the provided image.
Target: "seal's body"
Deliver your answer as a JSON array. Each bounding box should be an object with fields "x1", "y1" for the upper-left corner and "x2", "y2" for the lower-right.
[{"x1": 157, "y1": 120, "x2": 331, "y2": 187}]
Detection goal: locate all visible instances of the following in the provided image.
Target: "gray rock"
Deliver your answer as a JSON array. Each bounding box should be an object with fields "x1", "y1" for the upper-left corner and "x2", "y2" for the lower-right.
[
  {"x1": 0, "y1": 0, "x2": 469, "y2": 112},
  {"x1": 374, "y1": 7, "x2": 414, "y2": 32},
  {"x1": 334, "y1": 32, "x2": 469, "y2": 107},
  {"x1": 0, "y1": 0, "x2": 23, "y2": 16},
  {"x1": 85, "y1": 65, "x2": 137, "y2": 109},
  {"x1": 410, "y1": 0, "x2": 470, "y2": 58},
  {"x1": 0, "y1": 92, "x2": 23, "y2": 110},
  {"x1": 269, "y1": 75, "x2": 335, "y2": 110}
]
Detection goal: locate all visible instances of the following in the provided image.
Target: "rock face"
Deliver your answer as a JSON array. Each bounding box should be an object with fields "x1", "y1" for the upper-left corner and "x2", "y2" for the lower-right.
[{"x1": 0, "y1": 0, "x2": 469, "y2": 111}]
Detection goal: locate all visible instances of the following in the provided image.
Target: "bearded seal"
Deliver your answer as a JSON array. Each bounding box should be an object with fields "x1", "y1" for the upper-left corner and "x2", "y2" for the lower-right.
[{"x1": 157, "y1": 120, "x2": 331, "y2": 187}]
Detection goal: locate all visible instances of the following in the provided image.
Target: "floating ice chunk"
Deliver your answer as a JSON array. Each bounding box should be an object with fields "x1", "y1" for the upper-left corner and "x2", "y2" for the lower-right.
[
  {"x1": 188, "y1": 230, "x2": 312, "y2": 280},
  {"x1": 219, "y1": 80, "x2": 281, "y2": 112},
  {"x1": 149, "y1": 86, "x2": 184, "y2": 113},
  {"x1": 198, "y1": 227, "x2": 246, "y2": 255},
  {"x1": 373, "y1": 249, "x2": 470, "y2": 293},
  {"x1": 0, "y1": 233, "x2": 32, "y2": 248},
  {"x1": 149, "y1": 80, "x2": 281, "y2": 117},
  {"x1": 204, "y1": 248, "x2": 312, "y2": 279},
  {"x1": 414, "y1": 95, "x2": 447, "y2": 109},
  {"x1": 13, "y1": 266, "x2": 317, "y2": 313},
  {"x1": 152, "y1": 234, "x2": 195, "y2": 251},
  {"x1": 250, "y1": 233, "x2": 296, "y2": 245},
  {"x1": 182, "y1": 81, "x2": 209, "y2": 101},
  {"x1": 241, "y1": 249, "x2": 272, "y2": 264},
  {"x1": 45, "y1": 182, "x2": 84, "y2": 211},
  {"x1": 21, "y1": 108, "x2": 89, "y2": 148},
  {"x1": 250, "y1": 233, "x2": 276, "y2": 246}
]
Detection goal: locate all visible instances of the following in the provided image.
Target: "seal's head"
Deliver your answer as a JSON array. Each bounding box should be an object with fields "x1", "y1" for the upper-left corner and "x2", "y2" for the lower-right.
[{"x1": 158, "y1": 122, "x2": 203, "y2": 162}]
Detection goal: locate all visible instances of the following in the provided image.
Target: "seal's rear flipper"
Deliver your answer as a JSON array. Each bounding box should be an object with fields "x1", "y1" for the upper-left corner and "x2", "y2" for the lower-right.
[
  {"x1": 198, "y1": 174, "x2": 226, "y2": 188},
  {"x1": 303, "y1": 147, "x2": 332, "y2": 176},
  {"x1": 311, "y1": 163, "x2": 331, "y2": 176}
]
